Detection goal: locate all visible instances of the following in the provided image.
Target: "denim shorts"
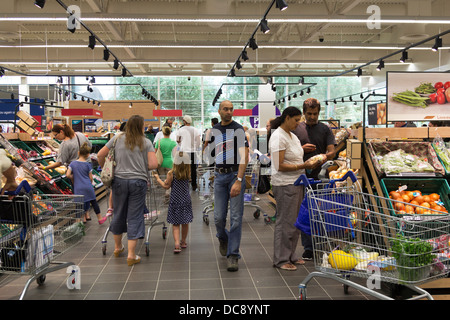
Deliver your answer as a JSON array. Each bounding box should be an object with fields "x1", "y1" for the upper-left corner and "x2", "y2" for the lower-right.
[{"x1": 110, "y1": 178, "x2": 147, "y2": 240}]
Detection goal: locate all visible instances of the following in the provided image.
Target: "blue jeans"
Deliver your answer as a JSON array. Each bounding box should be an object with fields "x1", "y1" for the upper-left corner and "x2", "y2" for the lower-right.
[
  {"x1": 213, "y1": 171, "x2": 246, "y2": 258},
  {"x1": 111, "y1": 178, "x2": 147, "y2": 240}
]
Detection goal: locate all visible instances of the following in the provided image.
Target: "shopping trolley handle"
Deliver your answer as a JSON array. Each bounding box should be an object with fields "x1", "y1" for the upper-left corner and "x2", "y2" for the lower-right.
[
  {"x1": 329, "y1": 170, "x2": 358, "y2": 184},
  {"x1": 1, "y1": 180, "x2": 32, "y2": 196},
  {"x1": 294, "y1": 174, "x2": 321, "y2": 187}
]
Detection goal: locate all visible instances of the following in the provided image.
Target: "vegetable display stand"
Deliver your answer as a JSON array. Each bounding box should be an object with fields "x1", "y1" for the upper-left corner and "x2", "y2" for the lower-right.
[{"x1": 296, "y1": 172, "x2": 450, "y2": 300}]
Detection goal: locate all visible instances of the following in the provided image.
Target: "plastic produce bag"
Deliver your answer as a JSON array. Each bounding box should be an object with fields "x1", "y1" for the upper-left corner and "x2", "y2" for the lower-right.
[
  {"x1": 378, "y1": 149, "x2": 435, "y2": 174},
  {"x1": 432, "y1": 134, "x2": 450, "y2": 172}
]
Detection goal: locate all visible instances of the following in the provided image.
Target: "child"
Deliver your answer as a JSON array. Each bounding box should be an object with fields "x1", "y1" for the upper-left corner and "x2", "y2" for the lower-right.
[
  {"x1": 153, "y1": 151, "x2": 193, "y2": 253},
  {"x1": 66, "y1": 142, "x2": 107, "y2": 224}
]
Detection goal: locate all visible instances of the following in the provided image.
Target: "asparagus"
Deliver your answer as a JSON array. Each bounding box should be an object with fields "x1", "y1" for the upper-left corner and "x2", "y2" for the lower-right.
[{"x1": 392, "y1": 90, "x2": 429, "y2": 108}]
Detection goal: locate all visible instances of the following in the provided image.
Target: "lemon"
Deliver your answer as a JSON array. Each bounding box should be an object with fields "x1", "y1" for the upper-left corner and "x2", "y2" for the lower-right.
[{"x1": 328, "y1": 250, "x2": 358, "y2": 270}]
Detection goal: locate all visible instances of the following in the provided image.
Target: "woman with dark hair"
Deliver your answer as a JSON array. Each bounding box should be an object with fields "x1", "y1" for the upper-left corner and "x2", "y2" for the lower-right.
[
  {"x1": 98, "y1": 115, "x2": 158, "y2": 266},
  {"x1": 269, "y1": 106, "x2": 322, "y2": 271},
  {"x1": 37, "y1": 124, "x2": 92, "y2": 171}
]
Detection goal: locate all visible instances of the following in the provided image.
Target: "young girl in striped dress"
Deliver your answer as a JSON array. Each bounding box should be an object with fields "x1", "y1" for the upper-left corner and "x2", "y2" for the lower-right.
[{"x1": 153, "y1": 151, "x2": 193, "y2": 253}]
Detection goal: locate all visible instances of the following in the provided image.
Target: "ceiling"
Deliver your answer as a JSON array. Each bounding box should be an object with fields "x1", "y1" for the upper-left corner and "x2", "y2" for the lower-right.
[{"x1": 1, "y1": 0, "x2": 450, "y2": 82}]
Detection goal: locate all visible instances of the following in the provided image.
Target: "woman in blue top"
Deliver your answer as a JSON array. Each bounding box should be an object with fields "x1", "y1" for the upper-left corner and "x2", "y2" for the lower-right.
[{"x1": 66, "y1": 142, "x2": 107, "y2": 225}]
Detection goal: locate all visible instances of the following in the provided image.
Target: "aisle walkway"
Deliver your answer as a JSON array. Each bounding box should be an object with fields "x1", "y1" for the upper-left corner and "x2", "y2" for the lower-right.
[{"x1": 0, "y1": 188, "x2": 386, "y2": 300}]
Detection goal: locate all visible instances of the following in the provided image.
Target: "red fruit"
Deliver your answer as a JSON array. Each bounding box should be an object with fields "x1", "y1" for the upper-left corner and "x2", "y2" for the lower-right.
[
  {"x1": 437, "y1": 93, "x2": 446, "y2": 104},
  {"x1": 437, "y1": 88, "x2": 446, "y2": 95},
  {"x1": 435, "y1": 82, "x2": 444, "y2": 89},
  {"x1": 444, "y1": 81, "x2": 450, "y2": 90},
  {"x1": 429, "y1": 93, "x2": 437, "y2": 103}
]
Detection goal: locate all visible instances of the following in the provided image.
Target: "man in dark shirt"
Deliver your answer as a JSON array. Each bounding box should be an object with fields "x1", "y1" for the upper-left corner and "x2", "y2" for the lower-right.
[
  {"x1": 207, "y1": 100, "x2": 248, "y2": 272},
  {"x1": 293, "y1": 98, "x2": 336, "y2": 261}
]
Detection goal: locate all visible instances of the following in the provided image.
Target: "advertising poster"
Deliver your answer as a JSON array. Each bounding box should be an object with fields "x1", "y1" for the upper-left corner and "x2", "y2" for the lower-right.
[
  {"x1": 387, "y1": 72, "x2": 450, "y2": 122},
  {"x1": 368, "y1": 103, "x2": 386, "y2": 125}
]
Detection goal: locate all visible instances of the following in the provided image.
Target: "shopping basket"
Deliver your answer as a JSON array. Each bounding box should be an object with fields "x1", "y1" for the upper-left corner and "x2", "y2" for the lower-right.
[{"x1": 296, "y1": 171, "x2": 450, "y2": 300}]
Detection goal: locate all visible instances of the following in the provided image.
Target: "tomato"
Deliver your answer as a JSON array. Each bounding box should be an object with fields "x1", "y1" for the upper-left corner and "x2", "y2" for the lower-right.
[
  {"x1": 437, "y1": 93, "x2": 446, "y2": 104},
  {"x1": 429, "y1": 93, "x2": 437, "y2": 103},
  {"x1": 444, "y1": 81, "x2": 450, "y2": 90},
  {"x1": 435, "y1": 82, "x2": 444, "y2": 89},
  {"x1": 437, "y1": 88, "x2": 446, "y2": 94}
]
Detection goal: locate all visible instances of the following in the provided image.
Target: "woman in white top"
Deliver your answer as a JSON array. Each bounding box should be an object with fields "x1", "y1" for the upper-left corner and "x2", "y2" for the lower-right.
[{"x1": 269, "y1": 107, "x2": 323, "y2": 271}]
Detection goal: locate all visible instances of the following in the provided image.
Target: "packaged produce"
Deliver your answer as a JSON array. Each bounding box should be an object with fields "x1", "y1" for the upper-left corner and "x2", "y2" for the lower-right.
[
  {"x1": 328, "y1": 249, "x2": 358, "y2": 270},
  {"x1": 378, "y1": 149, "x2": 435, "y2": 174},
  {"x1": 432, "y1": 135, "x2": 450, "y2": 172},
  {"x1": 305, "y1": 154, "x2": 327, "y2": 167}
]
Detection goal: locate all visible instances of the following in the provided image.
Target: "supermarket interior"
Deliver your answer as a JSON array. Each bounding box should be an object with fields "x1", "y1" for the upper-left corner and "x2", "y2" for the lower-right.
[{"x1": 1, "y1": 0, "x2": 450, "y2": 304}]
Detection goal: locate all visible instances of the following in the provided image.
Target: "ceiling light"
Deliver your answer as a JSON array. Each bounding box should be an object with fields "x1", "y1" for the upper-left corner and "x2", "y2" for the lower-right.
[
  {"x1": 230, "y1": 68, "x2": 236, "y2": 77},
  {"x1": 121, "y1": 68, "x2": 127, "y2": 77},
  {"x1": 249, "y1": 38, "x2": 258, "y2": 50},
  {"x1": 432, "y1": 37, "x2": 442, "y2": 51},
  {"x1": 307, "y1": 88, "x2": 311, "y2": 94},
  {"x1": 400, "y1": 50, "x2": 408, "y2": 63},
  {"x1": 103, "y1": 49, "x2": 110, "y2": 61},
  {"x1": 34, "y1": 0, "x2": 46, "y2": 9},
  {"x1": 376, "y1": 60, "x2": 385, "y2": 71},
  {"x1": 88, "y1": 35, "x2": 96, "y2": 50},
  {"x1": 299, "y1": 77, "x2": 304, "y2": 85},
  {"x1": 275, "y1": 0, "x2": 288, "y2": 11},
  {"x1": 113, "y1": 59, "x2": 119, "y2": 70},
  {"x1": 241, "y1": 50, "x2": 249, "y2": 61},
  {"x1": 357, "y1": 68, "x2": 362, "y2": 77},
  {"x1": 129, "y1": 102, "x2": 133, "y2": 108},
  {"x1": 236, "y1": 60, "x2": 242, "y2": 70},
  {"x1": 260, "y1": 19, "x2": 270, "y2": 34},
  {"x1": 0, "y1": 68, "x2": 4, "y2": 77}
]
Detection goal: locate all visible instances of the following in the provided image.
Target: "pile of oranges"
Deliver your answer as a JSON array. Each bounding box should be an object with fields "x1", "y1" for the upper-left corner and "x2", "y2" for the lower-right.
[{"x1": 388, "y1": 189, "x2": 448, "y2": 215}]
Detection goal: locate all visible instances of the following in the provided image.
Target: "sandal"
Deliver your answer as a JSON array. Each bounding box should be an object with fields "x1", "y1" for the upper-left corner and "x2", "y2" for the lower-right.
[
  {"x1": 180, "y1": 241, "x2": 188, "y2": 249},
  {"x1": 106, "y1": 208, "x2": 113, "y2": 217},
  {"x1": 114, "y1": 246, "x2": 125, "y2": 257},
  {"x1": 127, "y1": 255, "x2": 141, "y2": 266},
  {"x1": 293, "y1": 259, "x2": 306, "y2": 265},
  {"x1": 279, "y1": 263, "x2": 297, "y2": 271},
  {"x1": 174, "y1": 247, "x2": 182, "y2": 254}
]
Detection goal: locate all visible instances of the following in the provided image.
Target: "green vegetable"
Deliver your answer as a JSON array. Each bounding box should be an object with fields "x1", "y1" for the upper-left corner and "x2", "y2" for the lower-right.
[
  {"x1": 391, "y1": 234, "x2": 435, "y2": 282},
  {"x1": 392, "y1": 90, "x2": 429, "y2": 108},
  {"x1": 415, "y1": 82, "x2": 437, "y2": 95},
  {"x1": 378, "y1": 149, "x2": 435, "y2": 174}
]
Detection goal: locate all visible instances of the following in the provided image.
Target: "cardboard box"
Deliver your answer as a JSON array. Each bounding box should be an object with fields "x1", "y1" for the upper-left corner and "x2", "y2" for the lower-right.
[
  {"x1": 348, "y1": 158, "x2": 362, "y2": 169},
  {"x1": 17, "y1": 110, "x2": 39, "y2": 128},
  {"x1": 347, "y1": 139, "x2": 362, "y2": 159},
  {"x1": 17, "y1": 120, "x2": 37, "y2": 136}
]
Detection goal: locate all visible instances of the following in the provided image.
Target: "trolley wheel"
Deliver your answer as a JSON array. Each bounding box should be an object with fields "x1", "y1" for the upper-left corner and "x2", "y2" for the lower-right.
[
  {"x1": 343, "y1": 284, "x2": 349, "y2": 294},
  {"x1": 264, "y1": 216, "x2": 271, "y2": 225},
  {"x1": 253, "y1": 209, "x2": 260, "y2": 219},
  {"x1": 203, "y1": 216, "x2": 209, "y2": 226},
  {"x1": 36, "y1": 275, "x2": 46, "y2": 286},
  {"x1": 145, "y1": 244, "x2": 150, "y2": 256},
  {"x1": 102, "y1": 243, "x2": 107, "y2": 255}
]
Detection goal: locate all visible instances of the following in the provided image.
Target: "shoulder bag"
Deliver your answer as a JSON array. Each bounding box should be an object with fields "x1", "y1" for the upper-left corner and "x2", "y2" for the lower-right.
[
  {"x1": 100, "y1": 134, "x2": 121, "y2": 187},
  {"x1": 155, "y1": 139, "x2": 164, "y2": 167}
]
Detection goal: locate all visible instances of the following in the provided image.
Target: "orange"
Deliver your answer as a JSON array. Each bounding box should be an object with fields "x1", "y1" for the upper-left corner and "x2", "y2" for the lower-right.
[
  {"x1": 406, "y1": 191, "x2": 415, "y2": 201},
  {"x1": 410, "y1": 200, "x2": 419, "y2": 206},
  {"x1": 430, "y1": 193, "x2": 440, "y2": 201},
  {"x1": 389, "y1": 191, "x2": 401, "y2": 199},
  {"x1": 415, "y1": 207, "x2": 425, "y2": 214},
  {"x1": 394, "y1": 202, "x2": 405, "y2": 211},
  {"x1": 405, "y1": 205, "x2": 414, "y2": 213},
  {"x1": 433, "y1": 205, "x2": 443, "y2": 212},
  {"x1": 430, "y1": 201, "x2": 437, "y2": 208},
  {"x1": 422, "y1": 195, "x2": 431, "y2": 203},
  {"x1": 401, "y1": 194, "x2": 411, "y2": 203},
  {"x1": 421, "y1": 202, "x2": 431, "y2": 208},
  {"x1": 414, "y1": 195, "x2": 424, "y2": 204}
]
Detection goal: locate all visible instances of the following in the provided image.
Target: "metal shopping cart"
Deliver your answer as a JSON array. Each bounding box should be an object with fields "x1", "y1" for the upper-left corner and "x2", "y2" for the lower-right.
[
  {"x1": 0, "y1": 181, "x2": 84, "y2": 300},
  {"x1": 198, "y1": 159, "x2": 267, "y2": 225},
  {"x1": 296, "y1": 171, "x2": 450, "y2": 300},
  {"x1": 100, "y1": 175, "x2": 167, "y2": 256}
]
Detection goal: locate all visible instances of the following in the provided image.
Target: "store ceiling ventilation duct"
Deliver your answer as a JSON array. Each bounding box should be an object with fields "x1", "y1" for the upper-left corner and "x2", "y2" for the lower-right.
[{"x1": 399, "y1": 25, "x2": 429, "y2": 41}]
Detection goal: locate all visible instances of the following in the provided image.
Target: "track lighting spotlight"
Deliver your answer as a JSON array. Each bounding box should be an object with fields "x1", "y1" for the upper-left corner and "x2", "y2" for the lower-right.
[
  {"x1": 271, "y1": 84, "x2": 276, "y2": 92},
  {"x1": 432, "y1": 37, "x2": 442, "y2": 52},
  {"x1": 0, "y1": 68, "x2": 4, "y2": 77},
  {"x1": 242, "y1": 50, "x2": 249, "y2": 61},
  {"x1": 25, "y1": 96, "x2": 28, "y2": 102},
  {"x1": 341, "y1": 97, "x2": 345, "y2": 103},
  {"x1": 73, "y1": 93, "x2": 77, "y2": 99},
  {"x1": 357, "y1": 68, "x2": 362, "y2": 77},
  {"x1": 275, "y1": 0, "x2": 288, "y2": 11},
  {"x1": 299, "y1": 77, "x2": 304, "y2": 85},
  {"x1": 376, "y1": 60, "x2": 384, "y2": 71},
  {"x1": 249, "y1": 38, "x2": 258, "y2": 50},
  {"x1": 236, "y1": 60, "x2": 242, "y2": 70},
  {"x1": 81, "y1": 96, "x2": 85, "y2": 102},
  {"x1": 129, "y1": 102, "x2": 133, "y2": 109},
  {"x1": 300, "y1": 91, "x2": 304, "y2": 96},
  {"x1": 293, "y1": 93, "x2": 297, "y2": 98},
  {"x1": 307, "y1": 87, "x2": 311, "y2": 94},
  {"x1": 333, "y1": 99, "x2": 337, "y2": 104},
  {"x1": 325, "y1": 101, "x2": 328, "y2": 106},
  {"x1": 113, "y1": 59, "x2": 119, "y2": 70},
  {"x1": 87, "y1": 98, "x2": 90, "y2": 104},
  {"x1": 103, "y1": 49, "x2": 110, "y2": 61},
  {"x1": 349, "y1": 96, "x2": 353, "y2": 102},
  {"x1": 288, "y1": 96, "x2": 291, "y2": 101},
  {"x1": 260, "y1": 19, "x2": 270, "y2": 34},
  {"x1": 34, "y1": 0, "x2": 46, "y2": 9},
  {"x1": 90, "y1": 76, "x2": 95, "y2": 84},
  {"x1": 121, "y1": 68, "x2": 127, "y2": 77},
  {"x1": 360, "y1": 93, "x2": 364, "y2": 99},
  {"x1": 400, "y1": 50, "x2": 408, "y2": 63},
  {"x1": 230, "y1": 68, "x2": 236, "y2": 77},
  {"x1": 88, "y1": 35, "x2": 96, "y2": 50}
]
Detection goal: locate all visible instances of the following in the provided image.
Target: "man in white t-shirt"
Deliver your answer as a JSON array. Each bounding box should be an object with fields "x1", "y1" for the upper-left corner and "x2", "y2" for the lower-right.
[{"x1": 176, "y1": 115, "x2": 201, "y2": 190}]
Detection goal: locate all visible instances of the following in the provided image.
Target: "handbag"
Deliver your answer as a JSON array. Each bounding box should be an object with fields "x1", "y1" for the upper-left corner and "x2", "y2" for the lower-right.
[
  {"x1": 257, "y1": 174, "x2": 271, "y2": 194},
  {"x1": 155, "y1": 139, "x2": 163, "y2": 167},
  {"x1": 100, "y1": 134, "x2": 121, "y2": 187}
]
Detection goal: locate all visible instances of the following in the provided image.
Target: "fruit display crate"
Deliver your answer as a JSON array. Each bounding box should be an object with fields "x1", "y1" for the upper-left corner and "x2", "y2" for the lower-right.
[{"x1": 380, "y1": 177, "x2": 450, "y2": 218}]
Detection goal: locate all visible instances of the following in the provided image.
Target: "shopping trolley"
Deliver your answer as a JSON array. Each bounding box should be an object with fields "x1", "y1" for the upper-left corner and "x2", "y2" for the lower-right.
[
  {"x1": 198, "y1": 159, "x2": 267, "y2": 225},
  {"x1": 0, "y1": 181, "x2": 84, "y2": 300},
  {"x1": 101, "y1": 175, "x2": 167, "y2": 256},
  {"x1": 295, "y1": 171, "x2": 450, "y2": 300}
]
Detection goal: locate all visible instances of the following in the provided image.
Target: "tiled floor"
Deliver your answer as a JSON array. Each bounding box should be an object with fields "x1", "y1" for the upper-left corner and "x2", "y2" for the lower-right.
[{"x1": 0, "y1": 184, "x2": 393, "y2": 301}]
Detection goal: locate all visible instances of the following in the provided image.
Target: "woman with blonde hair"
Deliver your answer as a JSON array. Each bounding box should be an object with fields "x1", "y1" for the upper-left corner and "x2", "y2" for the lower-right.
[
  {"x1": 153, "y1": 151, "x2": 193, "y2": 253},
  {"x1": 98, "y1": 115, "x2": 158, "y2": 266}
]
